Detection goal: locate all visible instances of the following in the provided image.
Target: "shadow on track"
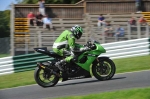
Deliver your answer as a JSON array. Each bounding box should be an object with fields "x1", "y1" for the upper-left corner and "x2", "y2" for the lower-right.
[
  {"x1": 110, "y1": 77, "x2": 126, "y2": 80},
  {"x1": 56, "y1": 77, "x2": 126, "y2": 87}
]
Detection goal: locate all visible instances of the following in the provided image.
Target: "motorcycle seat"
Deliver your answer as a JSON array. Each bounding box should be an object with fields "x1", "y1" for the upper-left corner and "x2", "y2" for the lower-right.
[{"x1": 34, "y1": 47, "x2": 63, "y2": 58}]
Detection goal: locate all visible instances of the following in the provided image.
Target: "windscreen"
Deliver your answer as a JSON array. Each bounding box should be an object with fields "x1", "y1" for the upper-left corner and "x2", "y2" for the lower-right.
[{"x1": 89, "y1": 33, "x2": 100, "y2": 44}]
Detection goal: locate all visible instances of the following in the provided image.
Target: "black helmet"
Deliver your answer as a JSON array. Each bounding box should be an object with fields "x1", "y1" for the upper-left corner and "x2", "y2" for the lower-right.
[{"x1": 71, "y1": 25, "x2": 83, "y2": 39}]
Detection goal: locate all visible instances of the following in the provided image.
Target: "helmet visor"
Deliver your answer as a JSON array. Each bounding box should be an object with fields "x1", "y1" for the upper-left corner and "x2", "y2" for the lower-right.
[{"x1": 76, "y1": 31, "x2": 82, "y2": 39}]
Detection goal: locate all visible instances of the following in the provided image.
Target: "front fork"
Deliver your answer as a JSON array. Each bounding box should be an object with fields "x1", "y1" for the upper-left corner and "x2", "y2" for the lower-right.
[{"x1": 94, "y1": 57, "x2": 110, "y2": 74}]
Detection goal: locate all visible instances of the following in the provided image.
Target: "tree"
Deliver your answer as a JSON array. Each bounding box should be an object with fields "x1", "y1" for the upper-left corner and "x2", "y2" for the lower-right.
[
  {"x1": 17, "y1": 0, "x2": 81, "y2": 4},
  {"x1": 0, "y1": 10, "x2": 10, "y2": 38}
]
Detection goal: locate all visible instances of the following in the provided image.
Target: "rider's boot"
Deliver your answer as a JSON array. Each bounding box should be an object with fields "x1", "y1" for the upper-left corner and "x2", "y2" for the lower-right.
[{"x1": 55, "y1": 59, "x2": 66, "y2": 71}]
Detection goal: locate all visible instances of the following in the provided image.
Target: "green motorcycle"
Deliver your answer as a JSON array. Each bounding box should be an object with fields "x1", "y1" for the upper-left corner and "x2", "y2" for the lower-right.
[{"x1": 34, "y1": 40, "x2": 116, "y2": 87}]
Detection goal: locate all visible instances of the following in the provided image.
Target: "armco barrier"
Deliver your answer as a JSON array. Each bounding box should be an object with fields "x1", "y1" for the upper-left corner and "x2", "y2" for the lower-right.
[
  {"x1": 0, "y1": 53, "x2": 52, "y2": 75},
  {"x1": 0, "y1": 38, "x2": 150, "y2": 75},
  {"x1": 101, "y1": 38, "x2": 150, "y2": 59}
]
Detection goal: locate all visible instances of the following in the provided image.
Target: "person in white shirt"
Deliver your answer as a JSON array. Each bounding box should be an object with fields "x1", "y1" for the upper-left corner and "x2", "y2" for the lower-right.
[{"x1": 42, "y1": 15, "x2": 54, "y2": 30}]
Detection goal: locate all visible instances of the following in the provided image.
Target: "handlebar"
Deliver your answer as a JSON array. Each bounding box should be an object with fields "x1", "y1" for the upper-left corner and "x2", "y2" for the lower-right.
[{"x1": 84, "y1": 41, "x2": 96, "y2": 50}]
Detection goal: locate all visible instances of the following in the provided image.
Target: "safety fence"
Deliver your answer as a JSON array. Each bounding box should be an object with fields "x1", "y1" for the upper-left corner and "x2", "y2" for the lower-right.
[
  {"x1": 0, "y1": 53, "x2": 52, "y2": 75},
  {"x1": 0, "y1": 38, "x2": 149, "y2": 75},
  {"x1": 101, "y1": 38, "x2": 150, "y2": 59},
  {"x1": 0, "y1": 37, "x2": 10, "y2": 54}
]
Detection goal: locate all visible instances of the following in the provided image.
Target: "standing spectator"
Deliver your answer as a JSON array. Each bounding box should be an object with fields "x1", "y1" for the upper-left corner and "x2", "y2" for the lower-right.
[
  {"x1": 138, "y1": 16, "x2": 147, "y2": 25},
  {"x1": 114, "y1": 25, "x2": 125, "y2": 41},
  {"x1": 27, "y1": 12, "x2": 36, "y2": 26},
  {"x1": 97, "y1": 14, "x2": 105, "y2": 29},
  {"x1": 36, "y1": 12, "x2": 43, "y2": 26},
  {"x1": 42, "y1": 15, "x2": 54, "y2": 30},
  {"x1": 38, "y1": 0, "x2": 45, "y2": 16},
  {"x1": 128, "y1": 17, "x2": 137, "y2": 26},
  {"x1": 104, "y1": 21, "x2": 113, "y2": 37},
  {"x1": 135, "y1": 0, "x2": 142, "y2": 13}
]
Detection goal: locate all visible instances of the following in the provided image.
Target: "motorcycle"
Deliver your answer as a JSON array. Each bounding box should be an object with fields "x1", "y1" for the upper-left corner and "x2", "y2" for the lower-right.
[{"x1": 34, "y1": 38, "x2": 116, "y2": 87}]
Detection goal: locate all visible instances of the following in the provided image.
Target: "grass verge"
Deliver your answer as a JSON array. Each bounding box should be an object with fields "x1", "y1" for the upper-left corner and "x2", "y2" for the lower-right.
[
  {"x1": 0, "y1": 55, "x2": 150, "y2": 89},
  {"x1": 0, "y1": 70, "x2": 35, "y2": 89},
  {"x1": 54, "y1": 87, "x2": 150, "y2": 99},
  {"x1": 114, "y1": 55, "x2": 150, "y2": 73},
  {"x1": 0, "y1": 54, "x2": 10, "y2": 58}
]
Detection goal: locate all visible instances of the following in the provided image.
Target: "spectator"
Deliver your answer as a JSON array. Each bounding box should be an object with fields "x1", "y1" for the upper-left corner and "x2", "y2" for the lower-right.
[
  {"x1": 38, "y1": 0, "x2": 45, "y2": 16},
  {"x1": 97, "y1": 14, "x2": 105, "y2": 29},
  {"x1": 128, "y1": 17, "x2": 137, "y2": 25},
  {"x1": 128, "y1": 17, "x2": 137, "y2": 31},
  {"x1": 114, "y1": 25, "x2": 125, "y2": 41},
  {"x1": 135, "y1": 0, "x2": 142, "y2": 13},
  {"x1": 138, "y1": 16, "x2": 147, "y2": 25},
  {"x1": 42, "y1": 15, "x2": 54, "y2": 30},
  {"x1": 27, "y1": 12, "x2": 36, "y2": 26},
  {"x1": 36, "y1": 12, "x2": 43, "y2": 26},
  {"x1": 104, "y1": 21, "x2": 113, "y2": 37}
]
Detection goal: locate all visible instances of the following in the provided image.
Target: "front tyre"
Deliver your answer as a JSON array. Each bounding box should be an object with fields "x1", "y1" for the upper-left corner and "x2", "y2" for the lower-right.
[
  {"x1": 34, "y1": 67, "x2": 59, "y2": 87},
  {"x1": 92, "y1": 58, "x2": 116, "y2": 81}
]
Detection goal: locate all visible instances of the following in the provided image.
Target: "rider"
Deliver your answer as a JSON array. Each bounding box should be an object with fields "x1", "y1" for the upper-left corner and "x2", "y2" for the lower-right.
[{"x1": 53, "y1": 25, "x2": 89, "y2": 71}]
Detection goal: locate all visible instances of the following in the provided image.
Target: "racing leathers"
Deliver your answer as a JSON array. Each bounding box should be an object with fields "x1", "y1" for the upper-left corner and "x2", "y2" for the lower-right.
[{"x1": 52, "y1": 30, "x2": 87, "y2": 71}]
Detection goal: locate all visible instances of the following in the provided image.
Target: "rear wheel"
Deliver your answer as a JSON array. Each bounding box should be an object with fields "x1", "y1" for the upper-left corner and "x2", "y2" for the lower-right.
[
  {"x1": 34, "y1": 67, "x2": 59, "y2": 87},
  {"x1": 92, "y1": 58, "x2": 116, "y2": 81}
]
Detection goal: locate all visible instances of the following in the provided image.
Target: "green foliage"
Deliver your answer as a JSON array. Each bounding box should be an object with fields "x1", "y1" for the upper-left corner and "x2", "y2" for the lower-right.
[
  {"x1": 18, "y1": 0, "x2": 81, "y2": 4},
  {"x1": 21, "y1": 0, "x2": 38, "y2": 4},
  {"x1": 0, "y1": 10, "x2": 10, "y2": 38}
]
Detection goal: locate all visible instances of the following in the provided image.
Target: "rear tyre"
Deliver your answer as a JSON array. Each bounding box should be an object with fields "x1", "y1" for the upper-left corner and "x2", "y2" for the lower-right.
[
  {"x1": 34, "y1": 67, "x2": 59, "y2": 87},
  {"x1": 92, "y1": 58, "x2": 116, "y2": 81}
]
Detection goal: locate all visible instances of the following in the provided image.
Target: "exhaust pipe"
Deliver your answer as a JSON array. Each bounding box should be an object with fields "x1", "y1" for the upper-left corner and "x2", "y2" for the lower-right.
[{"x1": 37, "y1": 62, "x2": 61, "y2": 77}]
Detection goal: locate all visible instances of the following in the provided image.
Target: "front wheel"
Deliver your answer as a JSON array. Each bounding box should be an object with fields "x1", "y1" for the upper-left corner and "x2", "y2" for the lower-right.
[
  {"x1": 92, "y1": 58, "x2": 116, "y2": 81},
  {"x1": 34, "y1": 67, "x2": 59, "y2": 87}
]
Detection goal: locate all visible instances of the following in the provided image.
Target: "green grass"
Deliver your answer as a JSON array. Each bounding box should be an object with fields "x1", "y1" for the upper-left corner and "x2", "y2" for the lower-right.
[
  {"x1": 0, "y1": 54, "x2": 10, "y2": 58},
  {"x1": 54, "y1": 87, "x2": 150, "y2": 99},
  {"x1": 0, "y1": 70, "x2": 35, "y2": 89},
  {"x1": 0, "y1": 55, "x2": 150, "y2": 89},
  {"x1": 114, "y1": 55, "x2": 150, "y2": 73}
]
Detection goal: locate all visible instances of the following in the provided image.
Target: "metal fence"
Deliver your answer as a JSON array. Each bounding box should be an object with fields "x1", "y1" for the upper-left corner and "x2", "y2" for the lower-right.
[
  {"x1": 12, "y1": 24, "x2": 150, "y2": 55},
  {"x1": 91, "y1": 24, "x2": 150, "y2": 43},
  {"x1": 0, "y1": 37, "x2": 10, "y2": 54}
]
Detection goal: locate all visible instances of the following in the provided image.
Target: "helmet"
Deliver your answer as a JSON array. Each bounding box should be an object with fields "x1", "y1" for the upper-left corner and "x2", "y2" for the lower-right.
[{"x1": 71, "y1": 25, "x2": 83, "y2": 39}]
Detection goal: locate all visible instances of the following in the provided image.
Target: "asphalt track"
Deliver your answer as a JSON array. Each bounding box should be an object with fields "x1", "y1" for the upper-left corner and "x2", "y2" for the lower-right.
[{"x1": 0, "y1": 70, "x2": 150, "y2": 99}]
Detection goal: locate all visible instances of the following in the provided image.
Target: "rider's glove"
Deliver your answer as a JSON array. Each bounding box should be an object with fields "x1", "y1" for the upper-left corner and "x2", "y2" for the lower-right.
[
  {"x1": 63, "y1": 50, "x2": 75, "y2": 57},
  {"x1": 80, "y1": 47, "x2": 91, "y2": 51},
  {"x1": 70, "y1": 51, "x2": 74, "y2": 57},
  {"x1": 63, "y1": 50, "x2": 71, "y2": 56}
]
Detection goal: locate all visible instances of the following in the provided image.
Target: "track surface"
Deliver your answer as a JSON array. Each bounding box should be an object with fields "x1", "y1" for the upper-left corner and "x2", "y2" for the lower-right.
[{"x1": 0, "y1": 70, "x2": 150, "y2": 99}]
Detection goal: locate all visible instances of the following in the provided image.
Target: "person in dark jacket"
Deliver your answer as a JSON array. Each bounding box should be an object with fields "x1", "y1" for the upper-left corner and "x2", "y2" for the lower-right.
[
  {"x1": 135, "y1": 0, "x2": 142, "y2": 13},
  {"x1": 97, "y1": 14, "x2": 105, "y2": 29}
]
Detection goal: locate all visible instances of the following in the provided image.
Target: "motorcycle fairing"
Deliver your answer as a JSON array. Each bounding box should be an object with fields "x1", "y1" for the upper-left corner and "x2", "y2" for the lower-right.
[
  {"x1": 75, "y1": 43, "x2": 106, "y2": 71},
  {"x1": 62, "y1": 62, "x2": 92, "y2": 81}
]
